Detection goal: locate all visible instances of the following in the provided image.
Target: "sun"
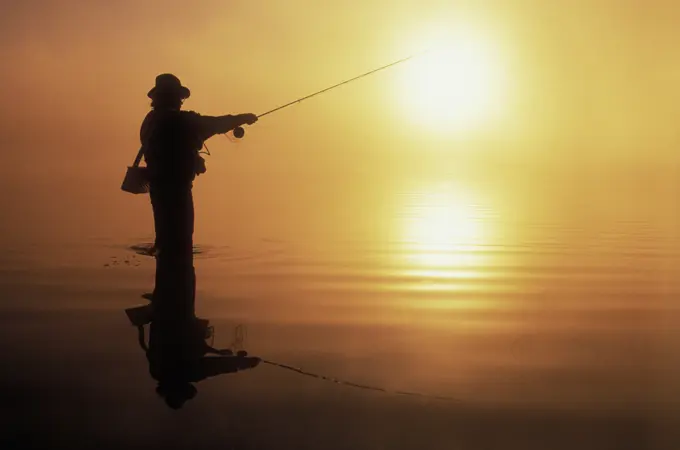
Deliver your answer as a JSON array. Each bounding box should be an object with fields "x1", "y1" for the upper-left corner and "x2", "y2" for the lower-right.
[{"x1": 396, "y1": 26, "x2": 506, "y2": 134}]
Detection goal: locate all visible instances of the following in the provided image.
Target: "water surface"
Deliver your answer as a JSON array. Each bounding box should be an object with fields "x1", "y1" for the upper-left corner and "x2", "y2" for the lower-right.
[{"x1": 1, "y1": 169, "x2": 678, "y2": 449}]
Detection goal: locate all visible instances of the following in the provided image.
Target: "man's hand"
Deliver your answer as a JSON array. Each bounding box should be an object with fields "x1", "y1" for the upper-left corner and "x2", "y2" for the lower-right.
[{"x1": 242, "y1": 113, "x2": 258, "y2": 125}]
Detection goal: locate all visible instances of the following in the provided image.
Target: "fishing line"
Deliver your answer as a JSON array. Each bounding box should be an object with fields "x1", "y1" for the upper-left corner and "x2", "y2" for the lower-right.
[
  {"x1": 225, "y1": 49, "x2": 430, "y2": 140},
  {"x1": 259, "y1": 358, "x2": 460, "y2": 403},
  {"x1": 257, "y1": 51, "x2": 428, "y2": 119},
  {"x1": 199, "y1": 142, "x2": 211, "y2": 155},
  {"x1": 220, "y1": 324, "x2": 459, "y2": 402}
]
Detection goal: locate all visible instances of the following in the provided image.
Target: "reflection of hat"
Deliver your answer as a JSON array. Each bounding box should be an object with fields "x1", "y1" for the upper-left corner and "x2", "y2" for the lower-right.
[
  {"x1": 147, "y1": 73, "x2": 191, "y2": 99},
  {"x1": 156, "y1": 381, "x2": 197, "y2": 409}
]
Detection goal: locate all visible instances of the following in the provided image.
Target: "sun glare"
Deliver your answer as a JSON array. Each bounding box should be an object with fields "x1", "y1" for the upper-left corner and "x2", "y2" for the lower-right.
[{"x1": 396, "y1": 26, "x2": 505, "y2": 134}]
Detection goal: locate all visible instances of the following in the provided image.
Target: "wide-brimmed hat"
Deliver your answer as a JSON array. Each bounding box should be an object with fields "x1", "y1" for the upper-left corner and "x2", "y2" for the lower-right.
[{"x1": 147, "y1": 73, "x2": 191, "y2": 99}]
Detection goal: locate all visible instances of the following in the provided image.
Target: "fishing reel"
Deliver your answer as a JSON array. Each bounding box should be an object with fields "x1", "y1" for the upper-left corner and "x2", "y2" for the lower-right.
[{"x1": 233, "y1": 126, "x2": 245, "y2": 139}]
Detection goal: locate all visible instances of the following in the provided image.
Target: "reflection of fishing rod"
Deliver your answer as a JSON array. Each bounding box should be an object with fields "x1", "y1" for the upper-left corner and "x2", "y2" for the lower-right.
[{"x1": 232, "y1": 50, "x2": 428, "y2": 138}]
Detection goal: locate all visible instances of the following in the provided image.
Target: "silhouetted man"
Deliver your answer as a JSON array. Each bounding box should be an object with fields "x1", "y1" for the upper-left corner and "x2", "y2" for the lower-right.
[
  {"x1": 141, "y1": 74, "x2": 257, "y2": 324},
  {"x1": 146, "y1": 319, "x2": 260, "y2": 409}
]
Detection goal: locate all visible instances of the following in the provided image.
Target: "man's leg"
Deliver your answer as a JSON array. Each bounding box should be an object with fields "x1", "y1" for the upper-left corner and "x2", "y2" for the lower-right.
[
  {"x1": 151, "y1": 186, "x2": 207, "y2": 340},
  {"x1": 181, "y1": 188, "x2": 210, "y2": 337},
  {"x1": 187, "y1": 188, "x2": 196, "y2": 315},
  {"x1": 174, "y1": 187, "x2": 195, "y2": 318},
  {"x1": 150, "y1": 188, "x2": 168, "y2": 307},
  {"x1": 150, "y1": 187, "x2": 189, "y2": 321}
]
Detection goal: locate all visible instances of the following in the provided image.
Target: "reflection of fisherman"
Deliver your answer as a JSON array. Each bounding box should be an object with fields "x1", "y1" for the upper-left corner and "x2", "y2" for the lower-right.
[
  {"x1": 141, "y1": 74, "x2": 258, "y2": 322},
  {"x1": 145, "y1": 320, "x2": 260, "y2": 409}
]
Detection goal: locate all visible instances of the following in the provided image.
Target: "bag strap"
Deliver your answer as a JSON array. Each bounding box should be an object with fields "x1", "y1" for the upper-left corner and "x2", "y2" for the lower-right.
[{"x1": 131, "y1": 146, "x2": 145, "y2": 167}]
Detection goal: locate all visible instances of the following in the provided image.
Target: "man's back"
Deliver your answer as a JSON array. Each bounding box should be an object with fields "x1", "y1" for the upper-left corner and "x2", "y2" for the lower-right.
[{"x1": 141, "y1": 109, "x2": 203, "y2": 187}]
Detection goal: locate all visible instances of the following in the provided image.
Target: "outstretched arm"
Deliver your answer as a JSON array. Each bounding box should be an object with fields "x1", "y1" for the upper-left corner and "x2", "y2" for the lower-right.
[{"x1": 194, "y1": 113, "x2": 258, "y2": 140}]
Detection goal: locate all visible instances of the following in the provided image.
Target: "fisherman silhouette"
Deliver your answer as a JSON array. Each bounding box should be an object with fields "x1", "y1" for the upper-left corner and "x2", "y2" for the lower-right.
[
  {"x1": 124, "y1": 312, "x2": 261, "y2": 409},
  {"x1": 140, "y1": 74, "x2": 258, "y2": 324}
]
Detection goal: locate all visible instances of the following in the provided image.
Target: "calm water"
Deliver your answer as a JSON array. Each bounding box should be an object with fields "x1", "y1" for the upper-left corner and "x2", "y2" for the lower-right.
[{"x1": 1, "y1": 170, "x2": 679, "y2": 448}]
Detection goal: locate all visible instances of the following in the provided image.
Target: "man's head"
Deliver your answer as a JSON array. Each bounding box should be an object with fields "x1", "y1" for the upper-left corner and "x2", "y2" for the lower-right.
[
  {"x1": 156, "y1": 380, "x2": 197, "y2": 410},
  {"x1": 148, "y1": 73, "x2": 190, "y2": 110}
]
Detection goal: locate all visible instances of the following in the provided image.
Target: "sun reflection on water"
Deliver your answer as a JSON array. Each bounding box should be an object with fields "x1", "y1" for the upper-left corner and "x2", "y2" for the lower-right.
[
  {"x1": 400, "y1": 185, "x2": 494, "y2": 275},
  {"x1": 389, "y1": 182, "x2": 504, "y2": 316}
]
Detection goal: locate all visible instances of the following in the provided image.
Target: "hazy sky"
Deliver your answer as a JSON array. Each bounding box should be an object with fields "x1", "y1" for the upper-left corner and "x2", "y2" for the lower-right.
[
  {"x1": 2, "y1": 1, "x2": 678, "y2": 158},
  {"x1": 0, "y1": 0, "x2": 678, "y2": 245}
]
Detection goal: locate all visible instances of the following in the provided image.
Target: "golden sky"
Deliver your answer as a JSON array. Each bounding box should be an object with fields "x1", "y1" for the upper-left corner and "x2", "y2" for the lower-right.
[
  {"x1": 2, "y1": 1, "x2": 678, "y2": 157},
  {"x1": 0, "y1": 0, "x2": 678, "y2": 244}
]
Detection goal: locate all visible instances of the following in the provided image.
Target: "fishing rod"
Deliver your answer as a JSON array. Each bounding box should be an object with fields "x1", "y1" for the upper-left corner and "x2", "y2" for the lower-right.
[{"x1": 232, "y1": 50, "x2": 429, "y2": 138}]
